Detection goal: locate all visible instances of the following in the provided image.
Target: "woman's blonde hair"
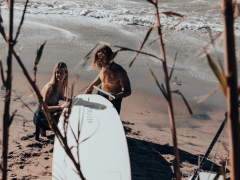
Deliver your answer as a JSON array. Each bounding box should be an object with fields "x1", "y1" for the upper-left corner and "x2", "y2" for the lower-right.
[
  {"x1": 49, "y1": 62, "x2": 68, "y2": 97},
  {"x1": 89, "y1": 45, "x2": 113, "y2": 70}
]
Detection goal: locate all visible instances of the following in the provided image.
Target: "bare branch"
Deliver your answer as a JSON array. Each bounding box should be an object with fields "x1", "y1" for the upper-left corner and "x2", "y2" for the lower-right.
[
  {"x1": 206, "y1": 26, "x2": 214, "y2": 47},
  {"x1": 2, "y1": 0, "x2": 14, "y2": 178},
  {"x1": 114, "y1": 45, "x2": 163, "y2": 61},
  {"x1": 161, "y1": 84, "x2": 166, "y2": 95},
  {"x1": 146, "y1": 62, "x2": 168, "y2": 100},
  {"x1": 80, "y1": 119, "x2": 100, "y2": 143},
  {"x1": 168, "y1": 52, "x2": 178, "y2": 80},
  {"x1": 149, "y1": 17, "x2": 185, "y2": 45},
  {"x1": 222, "y1": 141, "x2": 230, "y2": 155},
  {"x1": 162, "y1": 17, "x2": 185, "y2": 36},
  {"x1": 12, "y1": 90, "x2": 34, "y2": 114},
  {"x1": 161, "y1": 11, "x2": 184, "y2": 18},
  {"x1": 75, "y1": 42, "x2": 108, "y2": 76},
  {"x1": 206, "y1": 53, "x2": 227, "y2": 96},
  {"x1": 218, "y1": 56, "x2": 224, "y2": 73},
  {"x1": 222, "y1": 1, "x2": 240, "y2": 178},
  {"x1": 129, "y1": 25, "x2": 158, "y2": 67},
  {"x1": 171, "y1": 90, "x2": 193, "y2": 114},
  {"x1": 33, "y1": 40, "x2": 46, "y2": 82},
  {"x1": 73, "y1": 84, "x2": 89, "y2": 97},
  {"x1": 146, "y1": 0, "x2": 156, "y2": 5},
  {"x1": 0, "y1": 58, "x2": 6, "y2": 87},
  {"x1": 8, "y1": 110, "x2": 17, "y2": 127},
  {"x1": 195, "y1": 32, "x2": 223, "y2": 59},
  {"x1": 5, "y1": 0, "x2": 10, "y2": 9},
  {"x1": 234, "y1": 2, "x2": 240, "y2": 17},
  {"x1": 81, "y1": 43, "x2": 100, "y2": 67},
  {"x1": 152, "y1": 1, "x2": 182, "y2": 177},
  {"x1": 17, "y1": 46, "x2": 23, "y2": 56},
  {"x1": 195, "y1": 86, "x2": 220, "y2": 104},
  {"x1": 13, "y1": 0, "x2": 29, "y2": 45},
  {"x1": 28, "y1": 85, "x2": 38, "y2": 100},
  {"x1": 0, "y1": 12, "x2": 2, "y2": 23},
  {"x1": 0, "y1": 18, "x2": 7, "y2": 41},
  {"x1": 214, "y1": 165, "x2": 227, "y2": 180},
  {"x1": 69, "y1": 125, "x2": 78, "y2": 143}
]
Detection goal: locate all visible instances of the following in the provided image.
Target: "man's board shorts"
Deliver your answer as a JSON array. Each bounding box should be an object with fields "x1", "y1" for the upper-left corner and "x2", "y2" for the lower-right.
[{"x1": 97, "y1": 90, "x2": 122, "y2": 115}]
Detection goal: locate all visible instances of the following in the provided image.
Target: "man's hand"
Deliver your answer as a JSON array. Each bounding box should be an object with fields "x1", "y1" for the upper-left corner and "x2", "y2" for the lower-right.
[
  {"x1": 85, "y1": 86, "x2": 93, "y2": 94},
  {"x1": 108, "y1": 94, "x2": 116, "y2": 101}
]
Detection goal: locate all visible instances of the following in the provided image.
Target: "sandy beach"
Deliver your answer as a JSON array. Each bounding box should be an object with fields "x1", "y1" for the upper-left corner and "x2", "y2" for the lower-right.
[{"x1": 0, "y1": 6, "x2": 232, "y2": 180}]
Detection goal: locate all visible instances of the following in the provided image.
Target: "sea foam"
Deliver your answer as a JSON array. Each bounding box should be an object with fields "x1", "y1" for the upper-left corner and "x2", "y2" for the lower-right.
[{"x1": 1, "y1": 0, "x2": 229, "y2": 32}]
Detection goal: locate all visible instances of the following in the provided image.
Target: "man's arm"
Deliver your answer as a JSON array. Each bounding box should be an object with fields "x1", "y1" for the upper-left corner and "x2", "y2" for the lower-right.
[
  {"x1": 85, "y1": 74, "x2": 101, "y2": 94},
  {"x1": 114, "y1": 70, "x2": 131, "y2": 99}
]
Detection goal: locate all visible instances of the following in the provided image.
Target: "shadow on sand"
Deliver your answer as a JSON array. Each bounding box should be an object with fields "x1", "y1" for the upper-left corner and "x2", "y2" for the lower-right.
[{"x1": 127, "y1": 137, "x2": 226, "y2": 180}]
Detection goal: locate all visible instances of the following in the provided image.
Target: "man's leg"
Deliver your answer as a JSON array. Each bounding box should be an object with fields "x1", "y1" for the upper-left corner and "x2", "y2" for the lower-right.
[
  {"x1": 97, "y1": 90, "x2": 122, "y2": 114},
  {"x1": 111, "y1": 98, "x2": 122, "y2": 115},
  {"x1": 97, "y1": 90, "x2": 109, "y2": 99}
]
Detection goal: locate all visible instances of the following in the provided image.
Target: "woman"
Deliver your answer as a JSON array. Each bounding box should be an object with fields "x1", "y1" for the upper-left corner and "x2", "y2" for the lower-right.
[{"x1": 33, "y1": 62, "x2": 69, "y2": 139}]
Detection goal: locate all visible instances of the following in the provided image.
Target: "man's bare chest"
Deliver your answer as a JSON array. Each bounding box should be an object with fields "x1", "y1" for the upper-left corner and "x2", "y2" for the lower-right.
[{"x1": 100, "y1": 70, "x2": 118, "y2": 83}]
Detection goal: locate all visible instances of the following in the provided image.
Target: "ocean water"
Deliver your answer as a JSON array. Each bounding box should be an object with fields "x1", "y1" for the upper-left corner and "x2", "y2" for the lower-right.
[
  {"x1": 1, "y1": 0, "x2": 240, "y2": 83},
  {"x1": 2, "y1": 0, "x2": 225, "y2": 31}
]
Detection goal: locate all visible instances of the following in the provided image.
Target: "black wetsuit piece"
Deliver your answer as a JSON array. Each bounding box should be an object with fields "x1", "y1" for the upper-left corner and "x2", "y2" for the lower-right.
[{"x1": 97, "y1": 90, "x2": 122, "y2": 115}]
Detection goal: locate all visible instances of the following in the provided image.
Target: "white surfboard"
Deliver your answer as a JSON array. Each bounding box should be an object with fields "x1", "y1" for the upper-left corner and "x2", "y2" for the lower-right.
[
  {"x1": 52, "y1": 94, "x2": 131, "y2": 180},
  {"x1": 188, "y1": 172, "x2": 224, "y2": 180}
]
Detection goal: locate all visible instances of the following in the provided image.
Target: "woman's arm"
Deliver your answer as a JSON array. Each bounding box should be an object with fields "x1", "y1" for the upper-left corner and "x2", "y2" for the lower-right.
[{"x1": 41, "y1": 84, "x2": 65, "y2": 112}]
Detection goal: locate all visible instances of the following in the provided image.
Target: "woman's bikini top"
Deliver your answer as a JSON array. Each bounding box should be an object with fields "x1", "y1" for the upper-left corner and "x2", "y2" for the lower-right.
[{"x1": 48, "y1": 94, "x2": 60, "y2": 106}]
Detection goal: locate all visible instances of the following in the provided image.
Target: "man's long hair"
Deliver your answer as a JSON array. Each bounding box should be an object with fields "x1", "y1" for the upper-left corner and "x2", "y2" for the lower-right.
[{"x1": 89, "y1": 45, "x2": 113, "y2": 70}]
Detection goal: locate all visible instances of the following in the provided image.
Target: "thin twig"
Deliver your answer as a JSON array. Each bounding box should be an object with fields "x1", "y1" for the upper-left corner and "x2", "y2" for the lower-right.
[
  {"x1": 0, "y1": 58, "x2": 6, "y2": 87},
  {"x1": 8, "y1": 110, "x2": 17, "y2": 127},
  {"x1": 195, "y1": 32, "x2": 223, "y2": 59},
  {"x1": 129, "y1": 25, "x2": 158, "y2": 67},
  {"x1": 168, "y1": 52, "x2": 178, "y2": 80},
  {"x1": 12, "y1": 90, "x2": 34, "y2": 114},
  {"x1": 171, "y1": 90, "x2": 193, "y2": 114},
  {"x1": 33, "y1": 41, "x2": 46, "y2": 82},
  {"x1": 116, "y1": 45, "x2": 163, "y2": 61},
  {"x1": 195, "y1": 86, "x2": 220, "y2": 104},
  {"x1": 221, "y1": 1, "x2": 240, "y2": 179},
  {"x1": 153, "y1": 0, "x2": 181, "y2": 178},
  {"x1": 146, "y1": 62, "x2": 168, "y2": 100},
  {"x1": 2, "y1": 1, "x2": 14, "y2": 179},
  {"x1": 13, "y1": 0, "x2": 29, "y2": 45},
  {"x1": 161, "y1": 11, "x2": 184, "y2": 18},
  {"x1": 0, "y1": 18, "x2": 7, "y2": 41},
  {"x1": 218, "y1": 56, "x2": 224, "y2": 73},
  {"x1": 148, "y1": 17, "x2": 185, "y2": 46}
]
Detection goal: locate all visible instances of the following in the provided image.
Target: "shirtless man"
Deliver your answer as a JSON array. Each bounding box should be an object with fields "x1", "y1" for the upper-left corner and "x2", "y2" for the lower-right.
[{"x1": 85, "y1": 45, "x2": 131, "y2": 114}]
